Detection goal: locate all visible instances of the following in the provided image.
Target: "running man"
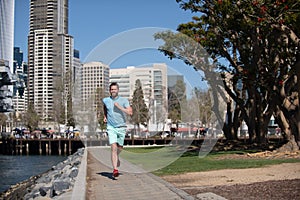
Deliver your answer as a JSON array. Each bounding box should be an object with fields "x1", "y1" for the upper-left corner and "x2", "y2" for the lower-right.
[{"x1": 103, "y1": 82, "x2": 132, "y2": 177}]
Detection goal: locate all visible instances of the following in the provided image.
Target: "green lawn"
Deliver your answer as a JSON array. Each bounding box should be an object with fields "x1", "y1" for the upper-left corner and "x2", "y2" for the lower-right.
[{"x1": 123, "y1": 146, "x2": 300, "y2": 176}]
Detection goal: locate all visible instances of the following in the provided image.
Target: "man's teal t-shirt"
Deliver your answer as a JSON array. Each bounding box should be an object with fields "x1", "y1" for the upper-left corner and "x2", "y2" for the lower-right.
[{"x1": 103, "y1": 96, "x2": 130, "y2": 128}]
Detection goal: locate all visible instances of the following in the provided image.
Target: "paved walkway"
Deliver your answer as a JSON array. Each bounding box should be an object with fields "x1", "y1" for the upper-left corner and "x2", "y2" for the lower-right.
[{"x1": 59, "y1": 147, "x2": 227, "y2": 200}]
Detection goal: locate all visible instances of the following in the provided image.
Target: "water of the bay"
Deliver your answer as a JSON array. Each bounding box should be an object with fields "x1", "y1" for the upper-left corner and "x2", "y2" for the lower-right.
[{"x1": 0, "y1": 155, "x2": 67, "y2": 193}]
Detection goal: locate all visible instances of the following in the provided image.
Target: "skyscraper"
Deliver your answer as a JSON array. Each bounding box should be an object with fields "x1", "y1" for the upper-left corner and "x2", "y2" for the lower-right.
[
  {"x1": 28, "y1": 0, "x2": 74, "y2": 123},
  {"x1": 12, "y1": 47, "x2": 28, "y2": 115},
  {"x1": 13, "y1": 47, "x2": 23, "y2": 72},
  {"x1": 0, "y1": 0, "x2": 15, "y2": 113},
  {"x1": 0, "y1": 0, "x2": 14, "y2": 71}
]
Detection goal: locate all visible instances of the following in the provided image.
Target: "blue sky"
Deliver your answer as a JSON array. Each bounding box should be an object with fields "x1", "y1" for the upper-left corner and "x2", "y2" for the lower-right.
[{"x1": 14, "y1": 0, "x2": 207, "y2": 91}]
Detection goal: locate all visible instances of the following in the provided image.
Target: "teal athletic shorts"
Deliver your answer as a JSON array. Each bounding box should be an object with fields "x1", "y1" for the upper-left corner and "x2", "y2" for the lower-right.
[{"x1": 107, "y1": 126, "x2": 126, "y2": 146}]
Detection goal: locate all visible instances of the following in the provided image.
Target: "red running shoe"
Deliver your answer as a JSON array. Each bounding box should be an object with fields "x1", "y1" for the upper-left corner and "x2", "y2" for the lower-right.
[{"x1": 112, "y1": 169, "x2": 119, "y2": 178}]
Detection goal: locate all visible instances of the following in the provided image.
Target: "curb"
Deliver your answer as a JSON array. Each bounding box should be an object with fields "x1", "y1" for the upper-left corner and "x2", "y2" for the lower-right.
[{"x1": 148, "y1": 173, "x2": 195, "y2": 200}]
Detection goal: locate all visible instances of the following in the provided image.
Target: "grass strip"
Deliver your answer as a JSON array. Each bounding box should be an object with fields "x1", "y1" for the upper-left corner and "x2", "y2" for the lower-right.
[{"x1": 124, "y1": 146, "x2": 300, "y2": 176}]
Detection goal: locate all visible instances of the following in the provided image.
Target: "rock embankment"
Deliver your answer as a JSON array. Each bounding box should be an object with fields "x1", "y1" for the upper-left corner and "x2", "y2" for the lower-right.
[{"x1": 0, "y1": 148, "x2": 85, "y2": 200}]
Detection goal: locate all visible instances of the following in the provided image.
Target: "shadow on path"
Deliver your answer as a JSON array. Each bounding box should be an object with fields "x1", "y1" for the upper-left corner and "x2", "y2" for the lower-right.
[{"x1": 97, "y1": 172, "x2": 123, "y2": 180}]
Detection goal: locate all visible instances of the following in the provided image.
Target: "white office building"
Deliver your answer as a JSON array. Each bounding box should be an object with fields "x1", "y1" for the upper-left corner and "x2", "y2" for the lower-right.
[
  {"x1": 81, "y1": 61, "x2": 109, "y2": 108},
  {"x1": 12, "y1": 88, "x2": 28, "y2": 114},
  {"x1": 110, "y1": 63, "x2": 168, "y2": 126}
]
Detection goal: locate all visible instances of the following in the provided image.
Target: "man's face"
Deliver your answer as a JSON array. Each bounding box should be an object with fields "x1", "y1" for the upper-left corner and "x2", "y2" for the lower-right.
[{"x1": 110, "y1": 85, "x2": 119, "y2": 98}]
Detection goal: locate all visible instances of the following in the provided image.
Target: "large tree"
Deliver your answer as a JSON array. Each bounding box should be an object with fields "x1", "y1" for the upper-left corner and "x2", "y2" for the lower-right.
[
  {"x1": 131, "y1": 79, "x2": 149, "y2": 135},
  {"x1": 23, "y1": 103, "x2": 40, "y2": 132},
  {"x1": 155, "y1": 0, "x2": 300, "y2": 149},
  {"x1": 168, "y1": 79, "x2": 186, "y2": 125},
  {"x1": 193, "y1": 87, "x2": 212, "y2": 126},
  {"x1": 95, "y1": 87, "x2": 107, "y2": 132}
]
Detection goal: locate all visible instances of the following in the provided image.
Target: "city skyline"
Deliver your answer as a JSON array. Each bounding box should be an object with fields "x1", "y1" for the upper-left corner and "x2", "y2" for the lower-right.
[{"x1": 14, "y1": 0, "x2": 207, "y2": 90}]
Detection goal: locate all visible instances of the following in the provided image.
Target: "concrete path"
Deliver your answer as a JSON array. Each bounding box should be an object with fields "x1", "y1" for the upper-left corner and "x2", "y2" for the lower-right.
[{"x1": 61, "y1": 147, "x2": 227, "y2": 200}]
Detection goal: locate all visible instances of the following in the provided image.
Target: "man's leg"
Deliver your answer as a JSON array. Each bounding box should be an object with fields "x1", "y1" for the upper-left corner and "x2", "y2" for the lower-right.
[
  {"x1": 117, "y1": 145, "x2": 123, "y2": 167},
  {"x1": 111, "y1": 143, "x2": 118, "y2": 170},
  {"x1": 116, "y1": 128, "x2": 125, "y2": 167},
  {"x1": 108, "y1": 128, "x2": 120, "y2": 177}
]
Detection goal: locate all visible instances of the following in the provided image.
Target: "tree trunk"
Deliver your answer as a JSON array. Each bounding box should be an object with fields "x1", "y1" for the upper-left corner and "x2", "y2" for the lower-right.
[
  {"x1": 294, "y1": 111, "x2": 300, "y2": 148},
  {"x1": 278, "y1": 135, "x2": 299, "y2": 151},
  {"x1": 245, "y1": 83, "x2": 258, "y2": 143},
  {"x1": 232, "y1": 106, "x2": 240, "y2": 140},
  {"x1": 223, "y1": 101, "x2": 234, "y2": 140},
  {"x1": 247, "y1": 99, "x2": 256, "y2": 143},
  {"x1": 276, "y1": 109, "x2": 300, "y2": 151},
  {"x1": 257, "y1": 117, "x2": 268, "y2": 144},
  {"x1": 294, "y1": 63, "x2": 300, "y2": 148}
]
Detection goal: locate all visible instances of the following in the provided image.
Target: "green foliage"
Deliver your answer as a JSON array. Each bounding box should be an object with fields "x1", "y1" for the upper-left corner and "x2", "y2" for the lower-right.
[
  {"x1": 156, "y1": 0, "x2": 300, "y2": 146},
  {"x1": 168, "y1": 79, "x2": 186, "y2": 123},
  {"x1": 131, "y1": 79, "x2": 149, "y2": 127},
  {"x1": 95, "y1": 87, "x2": 107, "y2": 131},
  {"x1": 23, "y1": 103, "x2": 40, "y2": 132},
  {"x1": 66, "y1": 113, "x2": 75, "y2": 128},
  {"x1": 193, "y1": 87, "x2": 212, "y2": 125},
  {"x1": 66, "y1": 89, "x2": 75, "y2": 127}
]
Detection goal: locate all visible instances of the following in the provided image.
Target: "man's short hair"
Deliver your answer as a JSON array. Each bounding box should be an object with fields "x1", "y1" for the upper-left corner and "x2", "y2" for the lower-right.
[{"x1": 109, "y1": 82, "x2": 119, "y2": 90}]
